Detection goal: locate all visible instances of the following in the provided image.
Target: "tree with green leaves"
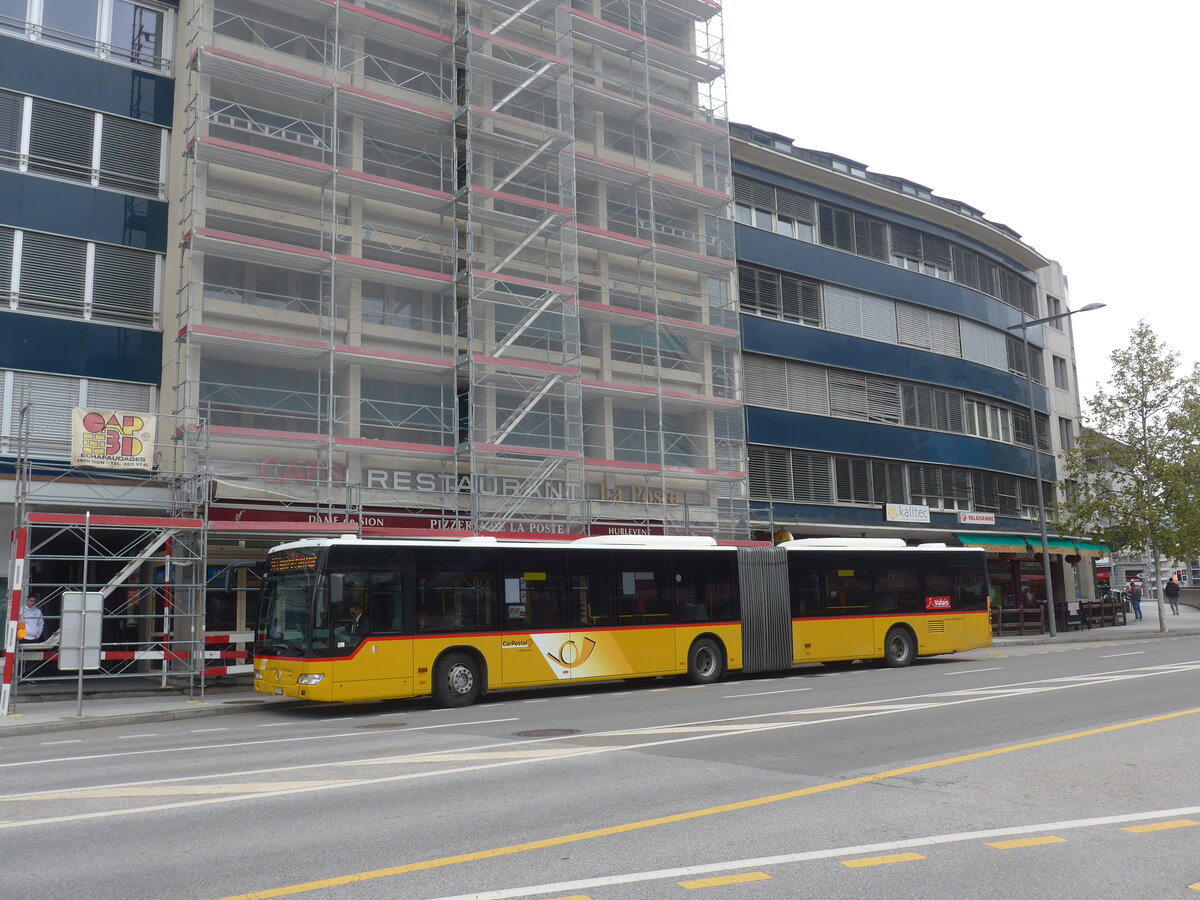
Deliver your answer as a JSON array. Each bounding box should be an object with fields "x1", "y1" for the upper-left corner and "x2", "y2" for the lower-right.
[{"x1": 1059, "y1": 321, "x2": 1200, "y2": 631}]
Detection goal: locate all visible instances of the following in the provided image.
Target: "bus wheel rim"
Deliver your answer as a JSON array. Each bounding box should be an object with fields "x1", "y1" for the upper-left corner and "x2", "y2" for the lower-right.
[{"x1": 449, "y1": 664, "x2": 473, "y2": 695}]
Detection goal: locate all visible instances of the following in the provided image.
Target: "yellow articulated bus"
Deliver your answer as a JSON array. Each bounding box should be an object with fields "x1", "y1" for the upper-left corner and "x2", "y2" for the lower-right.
[{"x1": 254, "y1": 535, "x2": 991, "y2": 707}]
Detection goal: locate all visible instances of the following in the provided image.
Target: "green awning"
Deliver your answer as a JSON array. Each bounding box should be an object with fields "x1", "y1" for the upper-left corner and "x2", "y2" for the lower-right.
[
  {"x1": 954, "y1": 534, "x2": 1034, "y2": 553},
  {"x1": 954, "y1": 534, "x2": 1110, "y2": 557}
]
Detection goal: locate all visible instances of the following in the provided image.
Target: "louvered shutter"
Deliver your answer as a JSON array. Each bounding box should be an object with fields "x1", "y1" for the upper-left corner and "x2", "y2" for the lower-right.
[
  {"x1": 753, "y1": 446, "x2": 793, "y2": 501},
  {"x1": 775, "y1": 189, "x2": 814, "y2": 224},
  {"x1": 10, "y1": 370, "x2": 78, "y2": 459},
  {"x1": 786, "y1": 363, "x2": 829, "y2": 415},
  {"x1": 859, "y1": 292, "x2": 897, "y2": 344},
  {"x1": 0, "y1": 90, "x2": 22, "y2": 168},
  {"x1": 0, "y1": 227, "x2": 12, "y2": 293},
  {"x1": 19, "y1": 231, "x2": 86, "y2": 315},
  {"x1": 819, "y1": 205, "x2": 854, "y2": 251},
  {"x1": 866, "y1": 377, "x2": 901, "y2": 424},
  {"x1": 829, "y1": 371, "x2": 868, "y2": 418},
  {"x1": 28, "y1": 98, "x2": 93, "y2": 181},
  {"x1": 896, "y1": 303, "x2": 931, "y2": 348},
  {"x1": 755, "y1": 269, "x2": 780, "y2": 317},
  {"x1": 835, "y1": 456, "x2": 870, "y2": 503},
  {"x1": 953, "y1": 245, "x2": 982, "y2": 291},
  {"x1": 823, "y1": 284, "x2": 862, "y2": 336},
  {"x1": 99, "y1": 115, "x2": 163, "y2": 195},
  {"x1": 944, "y1": 468, "x2": 971, "y2": 504},
  {"x1": 890, "y1": 223, "x2": 922, "y2": 259},
  {"x1": 742, "y1": 355, "x2": 788, "y2": 408},
  {"x1": 1005, "y1": 336, "x2": 1025, "y2": 374},
  {"x1": 778, "y1": 273, "x2": 803, "y2": 323},
  {"x1": 747, "y1": 446, "x2": 771, "y2": 499},
  {"x1": 85, "y1": 379, "x2": 154, "y2": 412},
  {"x1": 92, "y1": 243, "x2": 156, "y2": 325},
  {"x1": 793, "y1": 451, "x2": 832, "y2": 502},
  {"x1": 854, "y1": 215, "x2": 888, "y2": 260},
  {"x1": 929, "y1": 309, "x2": 961, "y2": 356},
  {"x1": 737, "y1": 266, "x2": 758, "y2": 312},
  {"x1": 922, "y1": 234, "x2": 952, "y2": 268},
  {"x1": 734, "y1": 178, "x2": 774, "y2": 209}
]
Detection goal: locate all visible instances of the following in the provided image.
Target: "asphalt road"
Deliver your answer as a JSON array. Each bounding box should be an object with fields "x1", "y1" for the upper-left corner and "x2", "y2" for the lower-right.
[{"x1": 3, "y1": 635, "x2": 1199, "y2": 899}]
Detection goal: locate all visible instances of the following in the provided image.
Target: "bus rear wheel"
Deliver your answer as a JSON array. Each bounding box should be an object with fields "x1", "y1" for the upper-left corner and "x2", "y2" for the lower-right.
[
  {"x1": 687, "y1": 638, "x2": 723, "y2": 684},
  {"x1": 883, "y1": 627, "x2": 915, "y2": 668},
  {"x1": 434, "y1": 652, "x2": 481, "y2": 707}
]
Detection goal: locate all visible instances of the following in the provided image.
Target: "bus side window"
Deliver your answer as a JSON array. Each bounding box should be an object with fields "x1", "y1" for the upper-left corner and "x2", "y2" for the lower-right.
[
  {"x1": 568, "y1": 549, "x2": 614, "y2": 627},
  {"x1": 874, "y1": 567, "x2": 919, "y2": 614},
  {"x1": 789, "y1": 566, "x2": 821, "y2": 617},
  {"x1": 951, "y1": 565, "x2": 988, "y2": 611},
  {"x1": 615, "y1": 550, "x2": 670, "y2": 625},
  {"x1": 825, "y1": 569, "x2": 869, "y2": 614}
]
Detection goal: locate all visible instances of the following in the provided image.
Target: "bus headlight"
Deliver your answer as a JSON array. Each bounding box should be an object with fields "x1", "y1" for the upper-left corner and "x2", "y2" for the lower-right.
[
  {"x1": 297, "y1": 673, "x2": 325, "y2": 685},
  {"x1": 254, "y1": 670, "x2": 264, "y2": 680}
]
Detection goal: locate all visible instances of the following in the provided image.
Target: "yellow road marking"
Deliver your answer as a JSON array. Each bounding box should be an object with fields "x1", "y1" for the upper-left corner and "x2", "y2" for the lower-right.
[
  {"x1": 984, "y1": 649, "x2": 1008, "y2": 658},
  {"x1": 987, "y1": 836, "x2": 1067, "y2": 849},
  {"x1": 218, "y1": 706, "x2": 1200, "y2": 900},
  {"x1": 678, "y1": 872, "x2": 771, "y2": 889},
  {"x1": 1123, "y1": 819, "x2": 1199, "y2": 833},
  {"x1": 841, "y1": 852, "x2": 924, "y2": 868}
]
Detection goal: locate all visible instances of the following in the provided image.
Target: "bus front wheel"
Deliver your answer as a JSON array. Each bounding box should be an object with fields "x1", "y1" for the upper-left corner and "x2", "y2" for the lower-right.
[
  {"x1": 434, "y1": 652, "x2": 482, "y2": 707},
  {"x1": 687, "y1": 638, "x2": 724, "y2": 684},
  {"x1": 883, "y1": 627, "x2": 915, "y2": 668}
]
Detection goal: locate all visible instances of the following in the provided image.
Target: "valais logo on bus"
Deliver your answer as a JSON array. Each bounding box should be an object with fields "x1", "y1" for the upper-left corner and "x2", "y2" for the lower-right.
[{"x1": 925, "y1": 595, "x2": 952, "y2": 610}]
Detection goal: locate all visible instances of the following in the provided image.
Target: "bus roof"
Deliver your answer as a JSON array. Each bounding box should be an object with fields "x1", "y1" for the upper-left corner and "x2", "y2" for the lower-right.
[{"x1": 267, "y1": 534, "x2": 727, "y2": 553}]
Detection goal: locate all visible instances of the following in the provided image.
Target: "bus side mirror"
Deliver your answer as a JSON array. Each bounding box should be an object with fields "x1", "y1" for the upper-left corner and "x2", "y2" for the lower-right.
[{"x1": 330, "y1": 573, "x2": 345, "y2": 608}]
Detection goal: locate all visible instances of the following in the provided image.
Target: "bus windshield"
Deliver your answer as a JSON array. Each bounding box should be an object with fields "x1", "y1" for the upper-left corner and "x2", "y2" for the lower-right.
[{"x1": 257, "y1": 557, "x2": 319, "y2": 657}]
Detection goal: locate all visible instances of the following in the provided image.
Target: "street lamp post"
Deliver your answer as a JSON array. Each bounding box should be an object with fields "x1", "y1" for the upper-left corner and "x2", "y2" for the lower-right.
[{"x1": 1007, "y1": 302, "x2": 1105, "y2": 638}]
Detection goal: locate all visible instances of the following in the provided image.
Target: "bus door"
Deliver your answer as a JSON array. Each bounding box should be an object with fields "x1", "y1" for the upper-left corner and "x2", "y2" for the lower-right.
[
  {"x1": 815, "y1": 565, "x2": 875, "y2": 660},
  {"x1": 324, "y1": 552, "x2": 413, "y2": 701}
]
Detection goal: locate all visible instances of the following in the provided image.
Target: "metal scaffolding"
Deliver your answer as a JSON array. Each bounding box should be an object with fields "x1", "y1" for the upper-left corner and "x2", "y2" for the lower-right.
[{"x1": 168, "y1": 0, "x2": 746, "y2": 542}]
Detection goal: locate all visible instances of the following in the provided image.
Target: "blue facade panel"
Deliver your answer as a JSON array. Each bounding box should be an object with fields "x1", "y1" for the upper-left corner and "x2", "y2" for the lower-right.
[
  {"x1": 735, "y1": 159, "x2": 1036, "y2": 278},
  {"x1": 735, "y1": 223, "x2": 1042, "y2": 342},
  {"x1": 740, "y1": 313, "x2": 1049, "y2": 412},
  {"x1": 0, "y1": 312, "x2": 161, "y2": 383},
  {"x1": 0, "y1": 34, "x2": 174, "y2": 125},
  {"x1": 745, "y1": 406, "x2": 1055, "y2": 481},
  {"x1": 0, "y1": 170, "x2": 168, "y2": 252}
]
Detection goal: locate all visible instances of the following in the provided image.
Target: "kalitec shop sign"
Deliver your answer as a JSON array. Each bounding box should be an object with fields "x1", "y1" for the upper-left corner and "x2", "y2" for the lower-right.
[{"x1": 884, "y1": 503, "x2": 931, "y2": 524}]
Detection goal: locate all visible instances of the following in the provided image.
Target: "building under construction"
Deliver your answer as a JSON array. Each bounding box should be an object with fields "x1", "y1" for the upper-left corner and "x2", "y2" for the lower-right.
[{"x1": 171, "y1": 0, "x2": 745, "y2": 548}]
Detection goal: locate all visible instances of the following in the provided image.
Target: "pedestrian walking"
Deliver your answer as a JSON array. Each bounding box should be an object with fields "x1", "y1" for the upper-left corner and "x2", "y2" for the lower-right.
[
  {"x1": 1165, "y1": 576, "x2": 1181, "y2": 615},
  {"x1": 1127, "y1": 581, "x2": 1143, "y2": 620}
]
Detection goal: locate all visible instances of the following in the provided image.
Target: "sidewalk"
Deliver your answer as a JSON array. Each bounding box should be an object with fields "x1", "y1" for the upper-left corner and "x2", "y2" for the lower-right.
[
  {"x1": 0, "y1": 677, "x2": 299, "y2": 738},
  {"x1": 991, "y1": 598, "x2": 1200, "y2": 646},
  {"x1": 5, "y1": 604, "x2": 1200, "y2": 737}
]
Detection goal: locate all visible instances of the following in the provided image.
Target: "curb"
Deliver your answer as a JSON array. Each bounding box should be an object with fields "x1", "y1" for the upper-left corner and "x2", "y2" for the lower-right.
[
  {"x1": 2, "y1": 697, "x2": 305, "y2": 737},
  {"x1": 991, "y1": 626, "x2": 1200, "y2": 647}
]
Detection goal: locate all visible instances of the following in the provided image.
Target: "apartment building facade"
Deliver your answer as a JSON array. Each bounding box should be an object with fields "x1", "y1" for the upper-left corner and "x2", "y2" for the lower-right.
[{"x1": 729, "y1": 124, "x2": 1100, "y2": 614}]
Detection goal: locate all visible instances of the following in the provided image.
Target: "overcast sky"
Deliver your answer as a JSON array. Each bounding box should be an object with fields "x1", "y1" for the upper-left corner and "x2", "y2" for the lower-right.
[{"x1": 722, "y1": 0, "x2": 1199, "y2": 407}]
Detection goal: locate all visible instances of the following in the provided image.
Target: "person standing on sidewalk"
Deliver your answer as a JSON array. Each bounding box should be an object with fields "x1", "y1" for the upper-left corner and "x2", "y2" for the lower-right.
[
  {"x1": 1165, "y1": 576, "x2": 1181, "y2": 615},
  {"x1": 18, "y1": 595, "x2": 44, "y2": 642},
  {"x1": 1127, "y1": 580, "x2": 1143, "y2": 620}
]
